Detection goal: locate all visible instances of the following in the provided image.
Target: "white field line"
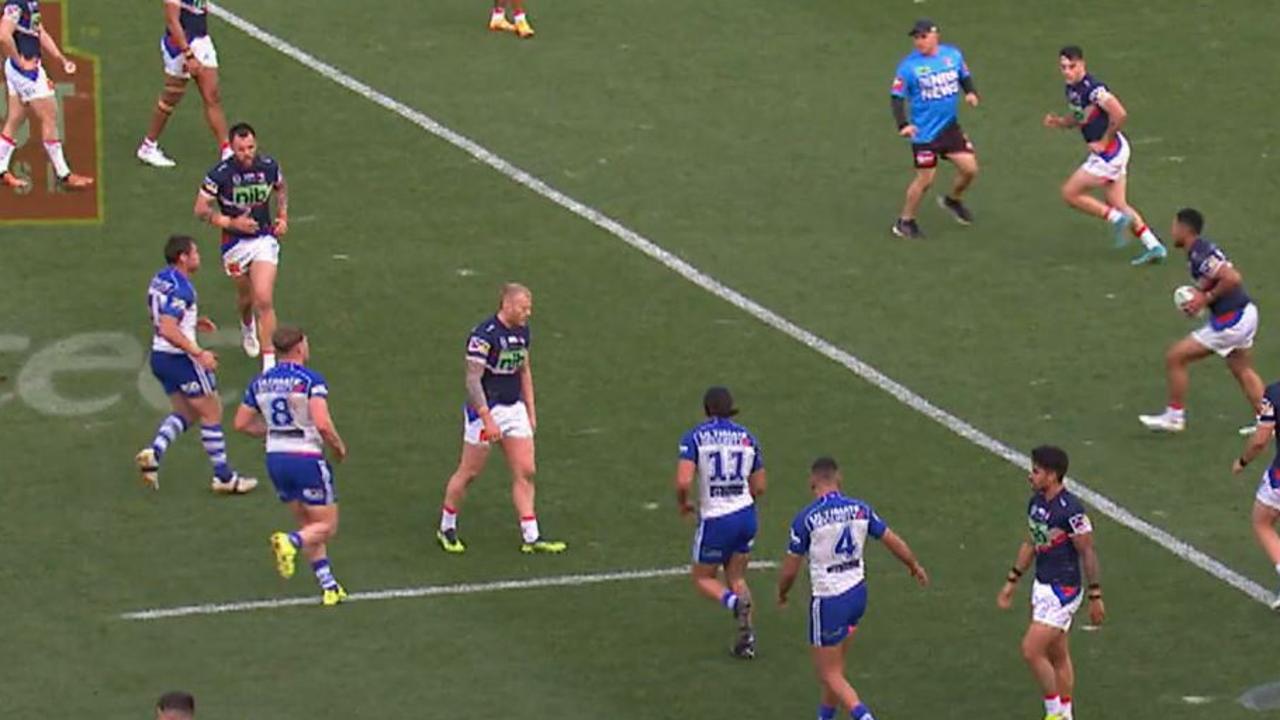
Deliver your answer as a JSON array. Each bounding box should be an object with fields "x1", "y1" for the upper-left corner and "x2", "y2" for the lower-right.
[
  {"x1": 208, "y1": 4, "x2": 1273, "y2": 608},
  {"x1": 122, "y1": 561, "x2": 779, "y2": 621}
]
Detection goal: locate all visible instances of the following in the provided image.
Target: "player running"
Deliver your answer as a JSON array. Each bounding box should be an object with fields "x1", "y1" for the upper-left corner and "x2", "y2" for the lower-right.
[
  {"x1": 777, "y1": 457, "x2": 928, "y2": 720},
  {"x1": 889, "y1": 19, "x2": 980, "y2": 239},
  {"x1": 194, "y1": 123, "x2": 288, "y2": 372},
  {"x1": 234, "y1": 326, "x2": 350, "y2": 607},
  {"x1": 675, "y1": 386, "x2": 766, "y2": 659},
  {"x1": 997, "y1": 445, "x2": 1104, "y2": 720},
  {"x1": 136, "y1": 234, "x2": 258, "y2": 495},
  {"x1": 0, "y1": 0, "x2": 93, "y2": 190},
  {"x1": 137, "y1": 0, "x2": 231, "y2": 168},
  {"x1": 1139, "y1": 209, "x2": 1263, "y2": 433},
  {"x1": 488, "y1": 0, "x2": 533, "y2": 38},
  {"x1": 436, "y1": 283, "x2": 566, "y2": 554},
  {"x1": 1044, "y1": 45, "x2": 1167, "y2": 266},
  {"x1": 1231, "y1": 384, "x2": 1280, "y2": 610}
]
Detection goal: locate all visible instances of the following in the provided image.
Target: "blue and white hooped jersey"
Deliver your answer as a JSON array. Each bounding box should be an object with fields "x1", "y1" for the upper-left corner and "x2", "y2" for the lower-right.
[
  {"x1": 678, "y1": 417, "x2": 762, "y2": 519},
  {"x1": 788, "y1": 492, "x2": 887, "y2": 598},
  {"x1": 242, "y1": 362, "x2": 330, "y2": 455},
  {"x1": 147, "y1": 266, "x2": 198, "y2": 355},
  {"x1": 3, "y1": 0, "x2": 42, "y2": 60}
]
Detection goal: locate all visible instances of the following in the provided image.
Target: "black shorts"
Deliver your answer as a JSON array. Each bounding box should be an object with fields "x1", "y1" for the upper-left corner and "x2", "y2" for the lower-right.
[{"x1": 911, "y1": 124, "x2": 975, "y2": 169}]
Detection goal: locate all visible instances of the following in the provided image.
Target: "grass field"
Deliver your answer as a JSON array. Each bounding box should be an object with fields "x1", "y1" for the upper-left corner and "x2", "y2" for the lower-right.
[{"x1": 3, "y1": 0, "x2": 1280, "y2": 717}]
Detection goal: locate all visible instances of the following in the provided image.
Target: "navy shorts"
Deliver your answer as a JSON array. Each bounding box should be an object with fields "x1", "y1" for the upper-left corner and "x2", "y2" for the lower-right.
[
  {"x1": 809, "y1": 583, "x2": 868, "y2": 647},
  {"x1": 692, "y1": 505, "x2": 757, "y2": 565},
  {"x1": 266, "y1": 453, "x2": 336, "y2": 505},
  {"x1": 150, "y1": 350, "x2": 217, "y2": 397}
]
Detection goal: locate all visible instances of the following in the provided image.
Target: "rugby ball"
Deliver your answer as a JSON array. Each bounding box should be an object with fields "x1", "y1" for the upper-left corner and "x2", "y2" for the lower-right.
[{"x1": 1173, "y1": 285, "x2": 1203, "y2": 317}]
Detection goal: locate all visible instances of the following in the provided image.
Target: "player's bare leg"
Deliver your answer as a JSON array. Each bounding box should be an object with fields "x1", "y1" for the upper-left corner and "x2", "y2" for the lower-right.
[
  {"x1": 1060, "y1": 171, "x2": 1111, "y2": 219},
  {"x1": 188, "y1": 392, "x2": 256, "y2": 494},
  {"x1": 724, "y1": 552, "x2": 755, "y2": 657},
  {"x1": 192, "y1": 67, "x2": 229, "y2": 151},
  {"x1": 230, "y1": 273, "x2": 259, "y2": 359},
  {"x1": 1140, "y1": 337, "x2": 1211, "y2": 432},
  {"x1": 1020, "y1": 623, "x2": 1064, "y2": 718},
  {"x1": 272, "y1": 501, "x2": 345, "y2": 604},
  {"x1": 504, "y1": 435, "x2": 561, "y2": 551},
  {"x1": 248, "y1": 260, "x2": 279, "y2": 369},
  {"x1": 1226, "y1": 348, "x2": 1266, "y2": 409},
  {"x1": 0, "y1": 95, "x2": 30, "y2": 188},
  {"x1": 691, "y1": 562, "x2": 733, "y2": 603},
  {"x1": 1252, "y1": 502, "x2": 1280, "y2": 571},
  {"x1": 138, "y1": 77, "x2": 187, "y2": 168},
  {"x1": 29, "y1": 96, "x2": 92, "y2": 189},
  {"x1": 1048, "y1": 633, "x2": 1075, "y2": 718},
  {"x1": 938, "y1": 153, "x2": 978, "y2": 224},
  {"x1": 812, "y1": 634, "x2": 872, "y2": 718},
  {"x1": 894, "y1": 167, "x2": 935, "y2": 238},
  {"x1": 1103, "y1": 176, "x2": 1166, "y2": 264},
  {"x1": 136, "y1": 393, "x2": 197, "y2": 489},
  {"x1": 438, "y1": 441, "x2": 490, "y2": 552}
]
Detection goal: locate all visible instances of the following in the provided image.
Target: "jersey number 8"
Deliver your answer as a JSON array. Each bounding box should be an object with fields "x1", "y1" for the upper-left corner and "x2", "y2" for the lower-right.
[{"x1": 269, "y1": 397, "x2": 294, "y2": 427}]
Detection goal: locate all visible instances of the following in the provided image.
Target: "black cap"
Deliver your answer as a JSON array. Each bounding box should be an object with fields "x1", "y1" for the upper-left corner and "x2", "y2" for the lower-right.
[
  {"x1": 703, "y1": 386, "x2": 738, "y2": 418},
  {"x1": 908, "y1": 19, "x2": 938, "y2": 37}
]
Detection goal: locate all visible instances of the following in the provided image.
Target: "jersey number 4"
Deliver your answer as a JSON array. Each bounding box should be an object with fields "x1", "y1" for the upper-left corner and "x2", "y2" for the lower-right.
[{"x1": 835, "y1": 525, "x2": 858, "y2": 558}]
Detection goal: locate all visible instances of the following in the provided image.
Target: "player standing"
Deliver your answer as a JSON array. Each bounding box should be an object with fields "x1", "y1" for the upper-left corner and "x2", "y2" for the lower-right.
[
  {"x1": 997, "y1": 445, "x2": 1104, "y2": 720},
  {"x1": 1044, "y1": 45, "x2": 1167, "y2": 266},
  {"x1": 889, "y1": 19, "x2": 980, "y2": 239},
  {"x1": 1230, "y1": 383, "x2": 1280, "y2": 609},
  {"x1": 777, "y1": 457, "x2": 928, "y2": 720},
  {"x1": 136, "y1": 234, "x2": 257, "y2": 495},
  {"x1": 436, "y1": 283, "x2": 566, "y2": 554},
  {"x1": 0, "y1": 0, "x2": 93, "y2": 189},
  {"x1": 1139, "y1": 209, "x2": 1263, "y2": 433},
  {"x1": 675, "y1": 386, "x2": 766, "y2": 658},
  {"x1": 488, "y1": 0, "x2": 533, "y2": 38},
  {"x1": 136, "y1": 0, "x2": 231, "y2": 168},
  {"x1": 193, "y1": 123, "x2": 288, "y2": 372},
  {"x1": 234, "y1": 327, "x2": 350, "y2": 607}
]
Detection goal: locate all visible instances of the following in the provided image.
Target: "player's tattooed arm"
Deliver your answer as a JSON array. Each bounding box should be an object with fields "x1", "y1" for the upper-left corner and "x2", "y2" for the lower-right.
[
  {"x1": 465, "y1": 359, "x2": 489, "y2": 414},
  {"x1": 273, "y1": 173, "x2": 289, "y2": 235},
  {"x1": 194, "y1": 191, "x2": 228, "y2": 229}
]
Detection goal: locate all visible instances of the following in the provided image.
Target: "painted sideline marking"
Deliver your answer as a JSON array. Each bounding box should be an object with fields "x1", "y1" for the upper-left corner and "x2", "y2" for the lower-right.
[
  {"x1": 121, "y1": 561, "x2": 777, "y2": 621},
  {"x1": 210, "y1": 4, "x2": 1272, "y2": 608}
]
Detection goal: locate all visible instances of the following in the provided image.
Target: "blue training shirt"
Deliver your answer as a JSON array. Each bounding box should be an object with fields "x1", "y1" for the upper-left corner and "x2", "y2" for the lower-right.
[{"x1": 891, "y1": 44, "x2": 970, "y2": 143}]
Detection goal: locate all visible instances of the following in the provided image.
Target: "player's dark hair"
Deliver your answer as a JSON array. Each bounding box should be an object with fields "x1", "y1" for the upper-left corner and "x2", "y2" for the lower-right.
[
  {"x1": 1175, "y1": 207, "x2": 1205, "y2": 235},
  {"x1": 272, "y1": 326, "x2": 306, "y2": 354},
  {"x1": 156, "y1": 691, "x2": 195, "y2": 715},
  {"x1": 228, "y1": 122, "x2": 256, "y2": 141},
  {"x1": 164, "y1": 234, "x2": 196, "y2": 264},
  {"x1": 702, "y1": 386, "x2": 738, "y2": 418},
  {"x1": 810, "y1": 456, "x2": 840, "y2": 480},
  {"x1": 1030, "y1": 445, "x2": 1069, "y2": 482},
  {"x1": 1059, "y1": 45, "x2": 1084, "y2": 61}
]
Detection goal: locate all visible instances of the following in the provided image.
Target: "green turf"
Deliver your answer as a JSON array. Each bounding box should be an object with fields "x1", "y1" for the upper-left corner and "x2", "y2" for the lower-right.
[{"x1": 2, "y1": 0, "x2": 1278, "y2": 716}]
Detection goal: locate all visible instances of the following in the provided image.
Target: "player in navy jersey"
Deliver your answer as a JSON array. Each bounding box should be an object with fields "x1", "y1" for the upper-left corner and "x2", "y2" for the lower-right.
[
  {"x1": 193, "y1": 123, "x2": 289, "y2": 372},
  {"x1": 437, "y1": 284, "x2": 567, "y2": 554},
  {"x1": 889, "y1": 19, "x2": 980, "y2": 239},
  {"x1": 136, "y1": 235, "x2": 257, "y2": 495},
  {"x1": 675, "y1": 387, "x2": 767, "y2": 658},
  {"x1": 1232, "y1": 383, "x2": 1280, "y2": 610},
  {"x1": 488, "y1": 0, "x2": 533, "y2": 38},
  {"x1": 777, "y1": 457, "x2": 927, "y2": 720},
  {"x1": 997, "y1": 446, "x2": 1104, "y2": 720},
  {"x1": 1139, "y1": 209, "x2": 1263, "y2": 434},
  {"x1": 137, "y1": 0, "x2": 231, "y2": 168},
  {"x1": 0, "y1": 0, "x2": 93, "y2": 189},
  {"x1": 1044, "y1": 45, "x2": 1167, "y2": 266},
  {"x1": 235, "y1": 327, "x2": 350, "y2": 606}
]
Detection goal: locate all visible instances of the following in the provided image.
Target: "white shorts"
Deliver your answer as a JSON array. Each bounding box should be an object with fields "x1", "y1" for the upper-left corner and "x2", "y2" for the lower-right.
[
  {"x1": 4, "y1": 58, "x2": 55, "y2": 103},
  {"x1": 162, "y1": 35, "x2": 219, "y2": 78},
  {"x1": 1190, "y1": 303, "x2": 1258, "y2": 357},
  {"x1": 463, "y1": 401, "x2": 533, "y2": 445},
  {"x1": 221, "y1": 235, "x2": 280, "y2": 277},
  {"x1": 1256, "y1": 469, "x2": 1280, "y2": 511},
  {"x1": 1079, "y1": 133, "x2": 1130, "y2": 182},
  {"x1": 1031, "y1": 580, "x2": 1084, "y2": 631}
]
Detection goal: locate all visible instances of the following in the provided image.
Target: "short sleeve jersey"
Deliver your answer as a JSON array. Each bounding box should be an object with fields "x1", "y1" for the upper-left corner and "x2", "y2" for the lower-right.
[
  {"x1": 677, "y1": 417, "x2": 763, "y2": 519},
  {"x1": 464, "y1": 315, "x2": 530, "y2": 407},
  {"x1": 242, "y1": 362, "x2": 330, "y2": 455},
  {"x1": 788, "y1": 492, "x2": 887, "y2": 597},
  {"x1": 1028, "y1": 489, "x2": 1091, "y2": 586},
  {"x1": 891, "y1": 44, "x2": 970, "y2": 143}
]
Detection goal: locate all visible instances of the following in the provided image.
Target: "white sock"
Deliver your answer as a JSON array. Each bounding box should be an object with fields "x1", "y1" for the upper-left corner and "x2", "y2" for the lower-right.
[
  {"x1": 43, "y1": 140, "x2": 71, "y2": 178},
  {"x1": 261, "y1": 352, "x2": 276, "y2": 371},
  {"x1": 1167, "y1": 405, "x2": 1185, "y2": 417},
  {"x1": 1104, "y1": 207, "x2": 1125, "y2": 223},
  {"x1": 1273, "y1": 563, "x2": 1280, "y2": 578},
  {"x1": 520, "y1": 515, "x2": 539, "y2": 543},
  {"x1": 0, "y1": 133, "x2": 15, "y2": 173},
  {"x1": 1043, "y1": 695, "x2": 1061, "y2": 717},
  {"x1": 514, "y1": 12, "x2": 526, "y2": 22},
  {"x1": 491, "y1": 7, "x2": 506, "y2": 18},
  {"x1": 1136, "y1": 225, "x2": 1162, "y2": 250},
  {"x1": 1060, "y1": 698, "x2": 1073, "y2": 719},
  {"x1": 141, "y1": 137, "x2": 157, "y2": 149},
  {"x1": 440, "y1": 506, "x2": 458, "y2": 532}
]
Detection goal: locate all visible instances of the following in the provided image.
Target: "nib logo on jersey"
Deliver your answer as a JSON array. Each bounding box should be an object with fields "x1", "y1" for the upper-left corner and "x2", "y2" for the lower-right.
[{"x1": 0, "y1": 1, "x2": 101, "y2": 224}]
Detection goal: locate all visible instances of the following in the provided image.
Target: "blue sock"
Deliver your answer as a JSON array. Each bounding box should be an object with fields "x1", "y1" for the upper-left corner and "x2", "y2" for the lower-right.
[
  {"x1": 200, "y1": 423, "x2": 233, "y2": 481},
  {"x1": 817, "y1": 705, "x2": 837, "y2": 720},
  {"x1": 720, "y1": 589, "x2": 739, "y2": 612},
  {"x1": 287, "y1": 531, "x2": 303, "y2": 549},
  {"x1": 311, "y1": 558, "x2": 339, "y2": 591},
  {"x1": 150, "y1": 413, "x2": 188, "y2": 461},
  {"x1": 850, "y1": 703, "x2": 874, "y2": 720}
]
